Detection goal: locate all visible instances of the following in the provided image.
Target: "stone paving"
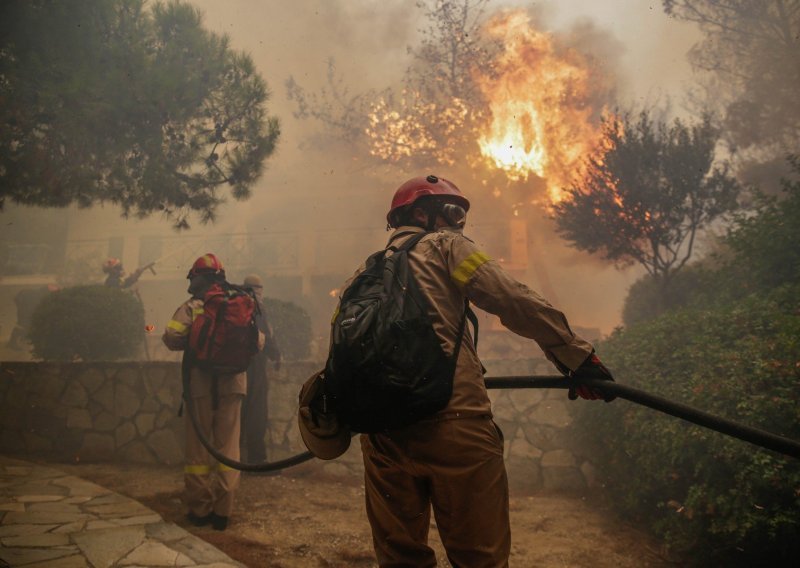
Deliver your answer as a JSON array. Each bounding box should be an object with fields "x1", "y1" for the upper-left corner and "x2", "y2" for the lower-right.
[{"x1": 0, "y1": 456, "x2": 244, "y2": 568}]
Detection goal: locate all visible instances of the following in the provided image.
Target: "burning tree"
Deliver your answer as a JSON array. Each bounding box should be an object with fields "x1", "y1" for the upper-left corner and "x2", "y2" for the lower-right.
[
  {"x1": 291, "y1": 0, "x2": 496, "y2": 168},
  {"x1": 472, "y1": 10, "x2": 614, "y2": 203},
  {"x1": 288, "y1": 2, "x2": 616, "y2": 213},
  {"x1": 364, "y1": 0, "x2": 497, "y2": 167},
  {"x1": 553, "y1": 110, "x2": 741, "y2": 305},
  {"x1": 0, "y1": 0, "x2": 280, "y2": 229}
]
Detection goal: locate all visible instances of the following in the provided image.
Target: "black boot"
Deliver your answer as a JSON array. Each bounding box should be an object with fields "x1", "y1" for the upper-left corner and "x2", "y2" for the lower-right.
[
  {"x1": 211, "y1": 512, "x2": 229, "y2": 531},
  {"x1": 186, "y1": 512, "x2": 213, "y2": 527}
]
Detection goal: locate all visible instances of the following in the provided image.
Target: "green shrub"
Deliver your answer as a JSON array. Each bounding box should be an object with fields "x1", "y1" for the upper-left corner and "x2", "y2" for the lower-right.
[
  {"x1": 577, "y1": 285, "x2": 800, "y2": 564},
  {"x1": 621, "y1": 264, "x2": 712, "y2": 327},
  {"x1": 623, "y1": 157, "x2": 800, "y2": 328},
  {"x1": 720, "y1": 159, "x2": 800, "y2": 295},
  {"x1": 29, "y1": 285, "x2": 145, "y2": 360},
  {"x1": 262, "y1": 297, "x2": 312, "y2": 360}
]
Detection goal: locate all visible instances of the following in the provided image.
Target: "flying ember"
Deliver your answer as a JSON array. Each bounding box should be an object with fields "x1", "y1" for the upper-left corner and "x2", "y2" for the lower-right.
[{"x1": 476, "y1": 10, "x2": 606, "y2": 202}]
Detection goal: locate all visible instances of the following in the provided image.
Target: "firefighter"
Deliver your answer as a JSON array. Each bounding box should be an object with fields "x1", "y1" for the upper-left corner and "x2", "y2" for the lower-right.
[
  {"x1": 240, "y1": 274, "x2": 282, "y2": 464},
  {"x1": 161, "y1": 253, "x2": 256, "y2": 531},
  {"x1": 301, "y1": 175, "x2": 615, "y2": 567},
  {"x1": 102, "y1": 258, "x2": 153, "y2": 289}
]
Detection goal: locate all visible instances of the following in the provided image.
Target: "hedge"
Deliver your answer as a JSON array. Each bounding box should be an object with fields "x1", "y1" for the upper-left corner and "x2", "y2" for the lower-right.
[
  {"x1": 29, "y1": 285, "x2": 145, "y2": 361},
  {"x1": 576, "y1": 285, "x2": 800, "y2": 564},
  {"x1": 262, "y1": 296, "x2": 312, "y2": 360}
]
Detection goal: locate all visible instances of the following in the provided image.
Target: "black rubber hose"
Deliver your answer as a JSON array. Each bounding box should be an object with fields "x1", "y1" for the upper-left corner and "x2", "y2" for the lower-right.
[
  {"x1": 182, "y1": 360, "x2": 316, "y2": 473},
  {"x1": 184, "y1": 372, "x2": 800, "y2": 472},
  {"x1": 485, "y1": 376, "x2": 800, "y2": 460}
]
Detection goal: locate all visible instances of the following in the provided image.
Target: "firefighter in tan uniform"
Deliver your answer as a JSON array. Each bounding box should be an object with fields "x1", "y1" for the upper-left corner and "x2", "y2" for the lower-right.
[
  {"x1": 300, "y1": 175, "x2": 616, "y2": 567},
  {"x1": 162, "y1": 253, "x2": 254, "y2": 531}
]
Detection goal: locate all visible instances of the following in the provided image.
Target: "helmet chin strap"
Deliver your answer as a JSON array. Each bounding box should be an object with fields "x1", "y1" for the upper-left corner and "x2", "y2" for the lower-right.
[{"x1": 426, "y1": 212, "x2": 439, "y2": 231}]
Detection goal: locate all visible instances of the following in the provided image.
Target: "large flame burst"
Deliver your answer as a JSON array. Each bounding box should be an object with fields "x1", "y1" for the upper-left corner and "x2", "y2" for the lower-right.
[
  {"x1": 365, "y1": 9, "x2": 609, "y2": 205},
  {"x1": 475, "y1": 11, "x2": 606, "y2": 202}
]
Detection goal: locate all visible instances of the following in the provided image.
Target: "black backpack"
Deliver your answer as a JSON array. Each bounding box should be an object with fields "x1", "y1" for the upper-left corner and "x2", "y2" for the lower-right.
[{"x1": 324, "y1": 231, "x2": 473, "y2": 433}]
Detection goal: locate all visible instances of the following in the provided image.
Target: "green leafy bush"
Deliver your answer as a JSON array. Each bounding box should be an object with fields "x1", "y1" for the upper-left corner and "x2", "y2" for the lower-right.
[
  {"x1": 622, "y1": 157, "x2": 800, "y2": 328},
  {"x1": 576, "y1": 154, "x2": 800, "y2": 565},
  {"x1": 578, "y1": 286, "x2": 800, "y2": 564},
  {"x1": 29, "y1": 285, "x2": 144, "y2": 360},
  {"x1": 621, "y1": 264, "x2": 712, "y2": 326},
  {"x1": 720, "y1": 158, "x2": 800, "y2": 295},
  {"x1": 262, "y1": 297, "x2": 312, "y2": 360}
]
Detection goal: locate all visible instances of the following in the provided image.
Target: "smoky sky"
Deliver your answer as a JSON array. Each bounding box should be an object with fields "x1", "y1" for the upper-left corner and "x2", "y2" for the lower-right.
[{"x1": 2, "y1": 0, "x2": 704, "y2": 335}]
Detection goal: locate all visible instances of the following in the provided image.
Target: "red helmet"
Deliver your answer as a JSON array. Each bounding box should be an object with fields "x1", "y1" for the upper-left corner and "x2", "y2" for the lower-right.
[
  {"x1": 102, "y1": 258, "x2": 122, "y2": 273},
  {"x1": 387, "y1": 175, "x2": 470, "y2": 227},
  {"x1": 187, "y1": 253, "x2": 225, "y2": 279}
]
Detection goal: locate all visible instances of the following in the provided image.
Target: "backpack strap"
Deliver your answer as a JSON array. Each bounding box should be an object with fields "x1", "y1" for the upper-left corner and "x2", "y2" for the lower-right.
[
  {"x1": 389, "y1": 230, "x2": 429, "y2": 253},
  {"x1": 392, "y1": 231, "x2": 480, "y2": 353},
  {"x1": 450, "y1": 299, "x2": 472, "y2": 366},
  {"x1": 466, "y1": 305, "x2": 479, "y2": 348}
]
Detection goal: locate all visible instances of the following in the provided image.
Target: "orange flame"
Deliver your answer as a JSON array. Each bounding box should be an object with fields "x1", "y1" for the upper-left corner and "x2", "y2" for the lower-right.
[{"x1": 475, "y1": 11, "x2": 606, "y2": 202}]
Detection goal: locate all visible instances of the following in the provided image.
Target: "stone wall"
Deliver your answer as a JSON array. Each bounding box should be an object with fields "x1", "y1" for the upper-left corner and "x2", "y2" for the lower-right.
[
  {"x1": 0, "y1": 362, "x2": 185, "y2": 465},
  {"x1": 0, "y1": 360, "x2": 595, "y2": 491}
]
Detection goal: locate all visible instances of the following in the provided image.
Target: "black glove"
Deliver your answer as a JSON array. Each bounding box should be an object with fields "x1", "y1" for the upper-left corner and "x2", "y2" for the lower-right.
[{"x1": 568, "y1": 353, "x2": 616, "y2": 402}]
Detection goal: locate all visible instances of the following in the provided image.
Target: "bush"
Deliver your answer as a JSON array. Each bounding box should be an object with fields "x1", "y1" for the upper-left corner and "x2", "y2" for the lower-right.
[
  {"x1": 720, "y1": 158, "x2": 800, "y2": 295},
  {"x1": 29, "y1": 285, "x2": 145, "y2": 360},
  {"x1": 262, "y1": 297, "x2": 312, "y2": 360},
  {"x1": 577, "y1": 285, "x2": 800, "y2": 565},
  {"x1": 621, "y1": 264, "x2": 712, "y2": 327}
]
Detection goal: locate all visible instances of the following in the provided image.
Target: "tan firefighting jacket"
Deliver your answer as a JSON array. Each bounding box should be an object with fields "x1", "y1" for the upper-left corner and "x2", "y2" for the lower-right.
[
  {"x1": 162, "y1": 297, "x2": 257, "y2": 397},
  {"x1": 338, "y1": 226, "x2": 594, "y2": 418}
]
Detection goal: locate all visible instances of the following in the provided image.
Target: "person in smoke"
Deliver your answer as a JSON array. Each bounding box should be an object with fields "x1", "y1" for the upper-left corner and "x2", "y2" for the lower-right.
[
  {"x1": 162, "y1": 253, "x2": 260, "y2": 531},
  {"x1": 239, "y1": 274, "x2": 282, "y2": 464},
  {"x1": 102, "y1": 257, "x2": 152, "y2": 289},
  {"x1": 300, "y1": 175, "x2": 615, "y2": 567}
]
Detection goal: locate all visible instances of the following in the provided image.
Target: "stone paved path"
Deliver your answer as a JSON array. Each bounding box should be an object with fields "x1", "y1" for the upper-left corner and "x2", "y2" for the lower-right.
[{"x1": 0, "y1": 456, "x2": 244, "y2": 567}]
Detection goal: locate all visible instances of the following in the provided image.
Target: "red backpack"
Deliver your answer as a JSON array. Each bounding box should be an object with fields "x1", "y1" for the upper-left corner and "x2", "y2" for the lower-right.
[{"x1": 189, "y1": 282, "x2": 259, "y2": 374}]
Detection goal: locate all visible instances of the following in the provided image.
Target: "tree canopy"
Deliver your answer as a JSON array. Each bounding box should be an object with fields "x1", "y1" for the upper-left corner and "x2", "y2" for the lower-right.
[
  {"x1": 286, "y1": 0, "x2": 496, "y2": 168},
  {"x1": 0, "y1": 0, "x2": 280, "y2": 228},
  {"x1": 553, "y1": 110, "x2": 740, "y2": 290},
  {"x1": 663, "y1": 0, "x2": 800, "y2": 184}
]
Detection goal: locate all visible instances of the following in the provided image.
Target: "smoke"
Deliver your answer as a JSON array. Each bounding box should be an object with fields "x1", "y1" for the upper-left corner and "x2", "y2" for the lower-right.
[{"x1": 0, "y1": 0, "x2": 705, "y2": 351}]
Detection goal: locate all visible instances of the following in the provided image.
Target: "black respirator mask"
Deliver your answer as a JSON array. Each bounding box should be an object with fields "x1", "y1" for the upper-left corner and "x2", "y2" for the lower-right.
[
  {"x1": 440, "y1": 203, "x2": 467, "y2": 228},
  {"x1": 424, "y1": 202, "x2": 467, "y2": 230}
]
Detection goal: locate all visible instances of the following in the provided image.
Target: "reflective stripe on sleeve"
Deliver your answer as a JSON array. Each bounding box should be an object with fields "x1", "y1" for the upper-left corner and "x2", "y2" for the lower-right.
[
  {"x1": 191, "y1": 307, "x2": 204, "y2": 320},
  {"x1": 167, "y1": 319, "x2": 189, "y2": 334},
  {"x1": 184, "y1": 464, "x2": 211, "y2": 475},
  {"x1": 217, "y1": 463, "x2": 235, "y2": 472},
  {"x1": 451, "y1": 251, "x2": 491, "y2": 288}
]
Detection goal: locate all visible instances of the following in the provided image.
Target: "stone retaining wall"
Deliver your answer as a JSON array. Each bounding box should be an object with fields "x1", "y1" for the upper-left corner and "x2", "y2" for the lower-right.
[
  {"x1": 0, "y1": 360, "x2": 595, "y2": 491},
  {"x1": 0, "y1": 362, "x2": 185, "y2": 465}
]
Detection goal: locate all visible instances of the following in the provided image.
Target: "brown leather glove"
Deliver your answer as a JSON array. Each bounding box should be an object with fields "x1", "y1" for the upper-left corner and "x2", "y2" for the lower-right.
[{"x1": 568, "y1": 353, "x2": 616, "y2": 402}]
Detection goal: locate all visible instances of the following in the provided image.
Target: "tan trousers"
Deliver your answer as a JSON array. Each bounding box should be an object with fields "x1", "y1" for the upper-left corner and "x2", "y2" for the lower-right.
[
  {"x1": 184, "y1": 393, "x2": 244, "y2": 517},
  {"x1": 361, "y1": 416, "x2": 510, "y2": 568}
]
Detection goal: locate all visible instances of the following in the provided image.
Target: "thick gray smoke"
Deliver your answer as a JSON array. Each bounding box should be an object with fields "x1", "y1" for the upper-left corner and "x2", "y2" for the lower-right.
[{"x1": 0, "y1": 0, "x2": 704, "y2": 358}]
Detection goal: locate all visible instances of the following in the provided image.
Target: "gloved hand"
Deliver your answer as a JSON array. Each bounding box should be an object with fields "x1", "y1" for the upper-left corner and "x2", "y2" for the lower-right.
[{"x1": 568, "y1": 353, "x2": 616, "y2": 402}]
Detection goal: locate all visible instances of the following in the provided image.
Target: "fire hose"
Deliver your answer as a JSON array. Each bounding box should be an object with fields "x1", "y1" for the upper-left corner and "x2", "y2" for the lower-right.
[{"x1": 183, "y1": 372, "x2": 800, "y2": 472}]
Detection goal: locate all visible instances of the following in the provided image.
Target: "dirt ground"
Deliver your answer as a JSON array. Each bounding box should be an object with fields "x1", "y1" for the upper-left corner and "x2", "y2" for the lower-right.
[{"x1": 58, "y1": 461, "x2": 671, "y2": 568}]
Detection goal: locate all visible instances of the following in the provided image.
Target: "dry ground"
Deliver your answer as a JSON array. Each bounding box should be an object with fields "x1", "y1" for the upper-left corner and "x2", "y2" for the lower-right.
[{"x1": 57, "y1": 461, "x2": 671, "y2": 568}]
